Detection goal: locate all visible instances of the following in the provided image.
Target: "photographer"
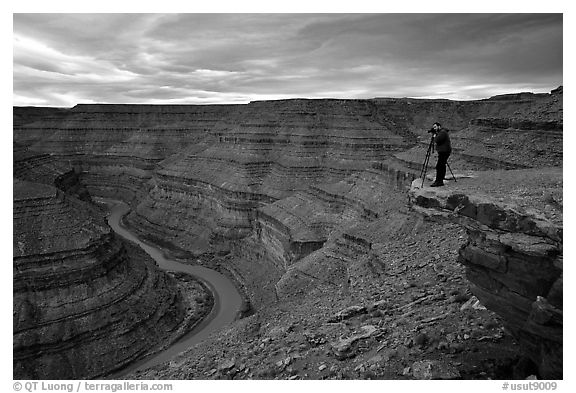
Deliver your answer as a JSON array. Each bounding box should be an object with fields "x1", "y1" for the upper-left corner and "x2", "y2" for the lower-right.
[{"x1": 428, "y1": 122, "x2": 452, "y2": 187}]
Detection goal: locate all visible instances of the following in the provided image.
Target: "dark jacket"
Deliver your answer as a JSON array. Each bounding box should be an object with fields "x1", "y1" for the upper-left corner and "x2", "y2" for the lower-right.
[{"x1": 434, "y1": 128, "x2": 452, "y2": 154}]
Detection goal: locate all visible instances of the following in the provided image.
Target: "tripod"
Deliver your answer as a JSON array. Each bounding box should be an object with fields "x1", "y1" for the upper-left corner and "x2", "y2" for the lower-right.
[{"x1": 419, "y1": 134, "x2": 456, "y2": 187}]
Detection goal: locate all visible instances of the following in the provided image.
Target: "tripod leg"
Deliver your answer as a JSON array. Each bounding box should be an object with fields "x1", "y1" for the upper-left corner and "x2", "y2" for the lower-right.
[
  {"x1": 420, "y1": 138, "x2": 434, "y2": 187},
  {"x1": 422, "y1": 155, "x2": 429, "y2": 187},
  {"x1": 447, "y1": 161, "x2": 457, "y2": 182},
  {"x1": 419, "y1": 145, "x2": 428, "y2": 178},
  {"x1": 420, "y1": 154, "x2": 426, "y2": 186},
  {"x1": 420, "y1": 149, "x2": 430, "y2": 187}
]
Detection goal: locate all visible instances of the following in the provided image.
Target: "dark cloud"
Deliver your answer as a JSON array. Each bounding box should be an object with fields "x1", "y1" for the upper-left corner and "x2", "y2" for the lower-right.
[{"x1": 13, "y1": 13, "x2": 563, "y2": 106}]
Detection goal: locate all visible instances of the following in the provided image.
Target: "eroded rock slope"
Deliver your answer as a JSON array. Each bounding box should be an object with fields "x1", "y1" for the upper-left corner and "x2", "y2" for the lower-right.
[
  {"x1": 13, "y1": 179, "x2": 204, "y2": 379},
  {"x1": 13, "y1": 87, "x2": 562, "y2": 379}
]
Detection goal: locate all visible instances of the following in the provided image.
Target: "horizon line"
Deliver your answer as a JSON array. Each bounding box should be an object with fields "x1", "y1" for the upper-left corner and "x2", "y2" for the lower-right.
[{"x1": 13, "y1": 86, "x2": 562, "y2": 109}]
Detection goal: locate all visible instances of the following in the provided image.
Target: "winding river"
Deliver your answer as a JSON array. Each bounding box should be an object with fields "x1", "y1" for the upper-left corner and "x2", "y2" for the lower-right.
[{"x1": 99, "y1": 199, "x2": 243, "y2": 377}]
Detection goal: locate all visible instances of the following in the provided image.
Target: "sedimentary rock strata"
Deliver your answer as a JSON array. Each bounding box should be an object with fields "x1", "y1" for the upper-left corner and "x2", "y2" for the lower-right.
[
  {"x1": 14, "y1": 90, "x2": 562, "y2": 255},
  {"x1": 408, "y1": 169, "x2": 562, "y2": 379},
  {"x1": 123, "y1": 99, "x2": 411, "y2": 256},
  {"x1": 13, "y1": 144, "x2": 71, "y2": 185},
  {"x1": 257, "y1": 168, "x2": 405, "y2": 271},
  {"x1": 13, "y1": 87, "x2": 563, "y2": 379},
  {"x1": 15, "y1": 104, "x2": 237, "y2": 205},
  {"x1": 13, "y1": 180, "x2": 193, "y2": 379}
]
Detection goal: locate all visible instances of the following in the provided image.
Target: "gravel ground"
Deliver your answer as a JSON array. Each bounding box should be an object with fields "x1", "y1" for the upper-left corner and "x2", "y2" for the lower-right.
[{"x1": 129, "y1": 187, "x2": 531, "y2": 380}]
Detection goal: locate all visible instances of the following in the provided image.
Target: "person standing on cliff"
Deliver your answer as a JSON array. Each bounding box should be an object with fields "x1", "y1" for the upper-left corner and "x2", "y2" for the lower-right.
[{"x1": 430, "y1": 122, "x2": 451, "y2": 187}]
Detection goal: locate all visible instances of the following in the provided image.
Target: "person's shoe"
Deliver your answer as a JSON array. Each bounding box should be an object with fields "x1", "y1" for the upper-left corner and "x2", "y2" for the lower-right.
[{"x1": 430, "y1": 182, "x2": 444, "y2": 187}]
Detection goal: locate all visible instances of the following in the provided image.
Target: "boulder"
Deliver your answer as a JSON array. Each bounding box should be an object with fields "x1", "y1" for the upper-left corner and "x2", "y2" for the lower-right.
[{"x1": 411, "y1": 360, "x2": 461, "y2": 380}]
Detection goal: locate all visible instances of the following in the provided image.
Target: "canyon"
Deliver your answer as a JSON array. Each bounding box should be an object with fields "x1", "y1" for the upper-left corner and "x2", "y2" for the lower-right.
[
  {"x1": 13, "y1": 181, "x2": 212, "y2": 379},
  {"x1": 13, "y1": 86, "x2": 562, "y2": 379}
]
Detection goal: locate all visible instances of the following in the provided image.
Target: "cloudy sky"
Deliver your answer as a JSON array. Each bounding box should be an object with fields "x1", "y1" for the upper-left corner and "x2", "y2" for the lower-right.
[{"x1": 13, "y1": 13, "x2": 563, "y2": 107}]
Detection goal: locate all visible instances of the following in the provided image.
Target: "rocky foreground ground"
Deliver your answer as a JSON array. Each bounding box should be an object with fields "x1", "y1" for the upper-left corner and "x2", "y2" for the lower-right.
[{"x1": 130, "y1": 170, "x2": 555, "y2": 380}]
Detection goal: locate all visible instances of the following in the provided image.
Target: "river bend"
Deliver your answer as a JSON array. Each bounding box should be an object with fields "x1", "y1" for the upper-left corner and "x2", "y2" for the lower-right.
[{"x1": 100, "y1": 199, "x2": 242, "y2": 376}]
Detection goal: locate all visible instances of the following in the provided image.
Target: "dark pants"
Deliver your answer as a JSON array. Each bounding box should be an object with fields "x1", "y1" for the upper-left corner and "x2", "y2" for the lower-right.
[{"x1": 435, "y1": 152, "x2": 450, "y2": 183}]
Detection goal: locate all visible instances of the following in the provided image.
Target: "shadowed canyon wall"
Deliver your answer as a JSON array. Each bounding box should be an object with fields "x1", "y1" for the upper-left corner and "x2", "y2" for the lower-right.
[{"x1": 13, "y1": 180, "x2": 194, "y2": 379}]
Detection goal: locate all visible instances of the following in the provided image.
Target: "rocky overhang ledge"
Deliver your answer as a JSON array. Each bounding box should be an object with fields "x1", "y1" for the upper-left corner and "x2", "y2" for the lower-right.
[{"x1": 408, "y1": 169, "x2": 562, "y2": 379}]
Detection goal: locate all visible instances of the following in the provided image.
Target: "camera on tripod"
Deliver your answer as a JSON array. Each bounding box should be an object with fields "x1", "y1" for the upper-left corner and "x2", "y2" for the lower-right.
[{"x1": 419, "y1": 123, "x2": 456, "y2": 187}]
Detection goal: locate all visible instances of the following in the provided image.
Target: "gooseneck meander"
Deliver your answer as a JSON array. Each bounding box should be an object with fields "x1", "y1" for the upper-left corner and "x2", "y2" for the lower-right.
[{"x1": 98, "y1": 199, "x2": 243, "y2": 377}]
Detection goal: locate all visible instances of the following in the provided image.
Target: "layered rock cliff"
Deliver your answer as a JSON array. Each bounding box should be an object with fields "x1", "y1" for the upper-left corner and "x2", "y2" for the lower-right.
[
  {"x1": 14, "y1": 91, "x2": 562, "y2": 258},
  {"x1": 13, "y1": 179, "x2": 205, "y2": 379},
  {"x1": 16, "y1": 104, "x2": 238, "y2": 205},
  {"x1": 124, "y1": 99, "x2": 408, "y2": 257},
  {"x1": 408, "y1": 169, "x2": 562, "y2": 379},
  {"x1": 13, "y1": 87, "x2": 562, "y2": 379}
]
